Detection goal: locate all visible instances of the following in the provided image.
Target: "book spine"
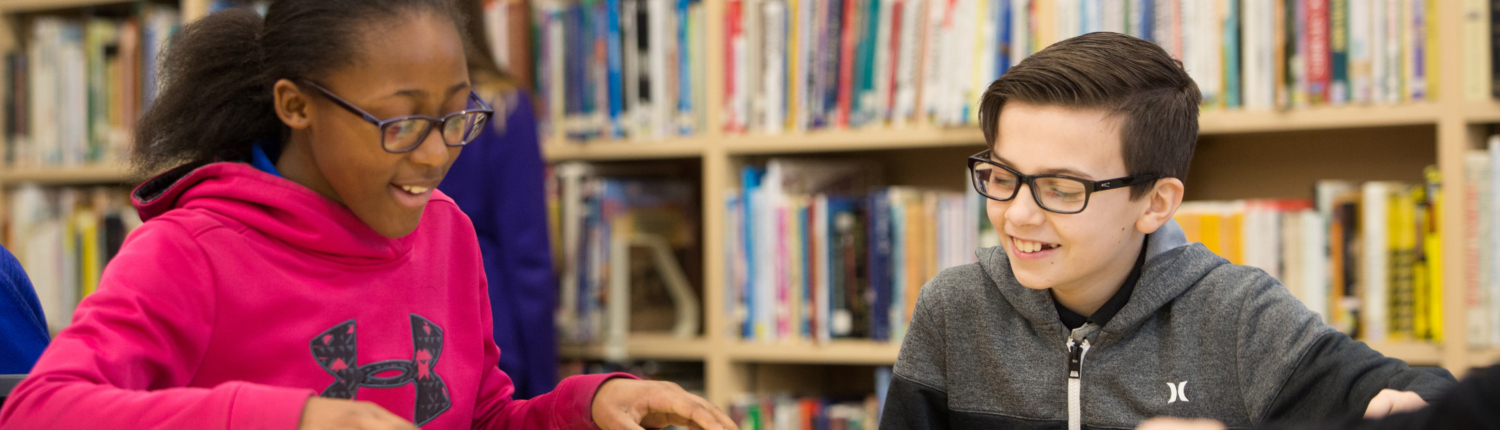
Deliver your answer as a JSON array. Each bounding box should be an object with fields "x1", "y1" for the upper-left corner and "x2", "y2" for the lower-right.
[
  {"x1": 1330, "y1": 0, "x2": 1349, "y2": 105},
  {"x1": 1307, "y1": 0, "x2": 1330, "y2": 105}
]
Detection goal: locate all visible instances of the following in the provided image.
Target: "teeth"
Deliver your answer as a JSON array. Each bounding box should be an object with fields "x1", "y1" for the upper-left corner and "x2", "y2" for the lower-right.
[
  {"x1": 1014, "y1": 239, "x2": 1056, "y2": 253},
  {"x1": 400, "y1": 185, "x2": 430, "y2": 194}
]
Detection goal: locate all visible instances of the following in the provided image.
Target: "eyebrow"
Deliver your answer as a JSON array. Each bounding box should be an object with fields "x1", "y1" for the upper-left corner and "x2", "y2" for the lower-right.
[
  {"x1": 989, "y1": 153, "x2": 1097, "y2": 179},
  {"x1": 385, "y1": 82, "x2": 472, "y2": 101}
]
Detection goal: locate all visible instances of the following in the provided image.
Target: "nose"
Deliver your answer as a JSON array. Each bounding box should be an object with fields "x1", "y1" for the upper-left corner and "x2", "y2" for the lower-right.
[
  {"x1": 1003, "y1": 183, "x2": 1047, "y2": 227},
  {"x1": 406, "y1": 124, "x2": 451, "y2": 170}
]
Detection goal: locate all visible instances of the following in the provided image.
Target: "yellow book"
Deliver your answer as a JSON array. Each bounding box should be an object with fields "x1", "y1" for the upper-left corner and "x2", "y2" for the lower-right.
[
  {"x1": 1422, "y1": 166, "x2": 1443, "y2": 342},
  {"x1": 1034, "y1": 0, "x2": 1055, "y2": 51},
  {"x1": 1199, "y1": 213, "x2": 1224, "y2": 258},
  {"x1": 77, "y1": 209, "x2": 101, "y2": 298},
  {"x1": 1174, "y1": 212, "x2": 1202, "y2": 245},
  {"x1": 1224, "y1": 211, "x2": 1245, "y2": 265},
  {"x1": 1388, "y1": 186, "x2": 1417, "y2": 341}
]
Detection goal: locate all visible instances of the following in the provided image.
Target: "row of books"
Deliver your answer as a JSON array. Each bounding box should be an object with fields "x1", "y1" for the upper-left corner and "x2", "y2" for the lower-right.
[
  {"x1": 4, "y1": 5, "x2": 181, "y2": 169},
  {"x1": 533, "y1": 0, "x2": 709, "y2": 142},
  {"x1": 721, "y1": 0, "x2": 1439, "y2": 135},
  {"x1": 7, "y1": 185, "x2": 142, "y2": 333},
  {"x1": 729, "y1": 367, "x2": 889, "y2": 430},
  {"x1": 725, "y1": 159, "x2": 979, "y2": 344},
  {"x1": 730, "y1": 394, "x2": 882, "y2": 430},
  {"x1": 1172, "y1": 169, "x2": 1447, "y2": 344},
  {"x1": 550, "y1": 162, "x2": 704, "y2": 346}
]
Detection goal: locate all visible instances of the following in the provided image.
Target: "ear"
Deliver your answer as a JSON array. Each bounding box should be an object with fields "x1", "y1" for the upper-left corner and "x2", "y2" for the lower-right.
[
  {"x1": 273, "y1": 79, "x2": 313, "y2": 130},
  {"x1": 1135, "y1": 177, "x2": 1184, "y2": 235}
]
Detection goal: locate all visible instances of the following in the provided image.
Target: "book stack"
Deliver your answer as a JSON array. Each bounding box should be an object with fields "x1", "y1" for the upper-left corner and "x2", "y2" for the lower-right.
[
  {"x1": 7, "y1": 185, "x2": 142, "y2": 333},
  {"x1": 5, "y1": 5, "x2": 180, "y2": 169},
  {"x1": 1173, "y1": 169, "x2": 1446, "y2": 344},
  {"x1": 726, "y1": 159, "x2": 980, "y2": 344},
  {"x1": 533, "y1": 0, "x2": 709, "y2": 141},
  {"x1": 550, "y1": 162, "x2": 703, "y2": 345}
]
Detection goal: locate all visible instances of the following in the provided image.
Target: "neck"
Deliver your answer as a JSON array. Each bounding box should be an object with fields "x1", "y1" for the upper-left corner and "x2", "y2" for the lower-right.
[
  {"x1": 1050, "y1": 234, "x2": 1145, "y2": 318},
  {"x1": 276, "y1": 132, "x2": 343, "y2": 205}
]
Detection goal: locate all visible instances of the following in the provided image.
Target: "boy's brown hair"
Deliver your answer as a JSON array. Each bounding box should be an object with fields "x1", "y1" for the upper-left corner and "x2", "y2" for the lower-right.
[{"x1": 978, "y1": 32, "x2": 1202, "y2": 199}]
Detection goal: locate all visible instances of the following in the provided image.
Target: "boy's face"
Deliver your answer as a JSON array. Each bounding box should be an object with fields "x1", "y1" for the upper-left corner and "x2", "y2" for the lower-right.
[{"x1": 986, "y1": 101, "x2": 1173, "y2": 295}]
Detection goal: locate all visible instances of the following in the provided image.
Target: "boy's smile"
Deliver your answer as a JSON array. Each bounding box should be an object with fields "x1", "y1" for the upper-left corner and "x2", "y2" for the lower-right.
[{"x1": 987, "y1": 101, "x2": 1179, "y2": 317}]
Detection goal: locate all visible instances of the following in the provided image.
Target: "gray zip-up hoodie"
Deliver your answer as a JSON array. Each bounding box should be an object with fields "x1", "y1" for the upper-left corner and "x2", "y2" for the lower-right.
[{"x1": 880, "y1": 220, "x2": 1454, "y2": 430}]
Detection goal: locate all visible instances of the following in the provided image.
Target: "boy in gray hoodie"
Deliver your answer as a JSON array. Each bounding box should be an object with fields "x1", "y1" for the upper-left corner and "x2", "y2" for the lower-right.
[{"x1": 879, "y1": 32, "x2": 1454, "y2": 430}]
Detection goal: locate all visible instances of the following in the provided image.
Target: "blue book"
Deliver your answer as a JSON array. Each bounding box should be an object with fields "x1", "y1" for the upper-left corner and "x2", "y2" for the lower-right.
[
  {"x1": 740, "y1": 166, "x2": 765, "y2": 339},
  {"x1": 997, "y1": 0, "x2": 1011, "y2": 77},
  {"x1": 605, "y1": 0, "x2": 625, "y2": 138},
  {"x1": 1225, "y1": 0, "x2": 1242, "y2": 108},
  {"x1": 867, "y1": 189, "x2": 892, "y2": 341},
  {"x1": 1137, "y1": 0, "x2": 1154, "y2": 42},
  {"x1": 677, "y1": 0, "x2": 694, "y2": 135}
]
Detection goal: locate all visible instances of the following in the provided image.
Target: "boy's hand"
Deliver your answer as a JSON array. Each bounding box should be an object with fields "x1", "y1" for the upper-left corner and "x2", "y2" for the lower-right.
[
  {"x1": 591, "y1": 378, "x2": 739, "y2": 430},
  {"x1": 1365, "y1": 389, "x2": 1427, "y2": 419},
  {"x1": 299, "y1": 396, "x2": 418, "y2": 430},
  {"x1": 1135, "y1": 417, "x2": 1227, "y2": 430}
]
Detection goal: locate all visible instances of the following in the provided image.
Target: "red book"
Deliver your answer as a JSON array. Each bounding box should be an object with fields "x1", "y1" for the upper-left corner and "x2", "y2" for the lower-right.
[
  {"x1": 836, "y1": 0, "x2": 859, "y2": 128},
  {"x1": 725, "y1": 0, "x2": 742, "y2": 132},
  {"x1": 1306, "y1": 0, "x2": 1331, "y2": 104}
]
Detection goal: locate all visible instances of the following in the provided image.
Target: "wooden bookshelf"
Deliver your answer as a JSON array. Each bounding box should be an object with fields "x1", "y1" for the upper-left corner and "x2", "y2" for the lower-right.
[
  {"x1": 725, "y1": 340, "x2": 902, "y2": 365},
  {"x1": 1, "y1": 163, "x2": 133, "y2": 185},
  {"x1": 2, "y1": 0, "x2": 1496, "y2": 412}
]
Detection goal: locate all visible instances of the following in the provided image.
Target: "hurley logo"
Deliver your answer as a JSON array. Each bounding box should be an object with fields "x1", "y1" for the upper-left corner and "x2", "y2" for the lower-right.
[
  {"x1": 310, "y1": 314, "x2": 451, "y2": 426},
  {"x1": 1166, "y1": 381, "x2": 1190, "y2": 404}
]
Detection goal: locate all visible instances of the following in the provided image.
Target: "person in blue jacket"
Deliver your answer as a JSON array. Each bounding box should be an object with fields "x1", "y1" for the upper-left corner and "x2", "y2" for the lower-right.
[
  {"x1": 438, "y1": 2, "x2": 557, "y2": 399},
  {"x1": 0, "y1": 245, "x2": 48, "y2": 374}
]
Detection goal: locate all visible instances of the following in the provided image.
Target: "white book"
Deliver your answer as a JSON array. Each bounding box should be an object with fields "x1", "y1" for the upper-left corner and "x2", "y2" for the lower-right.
[
  {"x1": 1243, "y1": 202, "x2": 1282, "y2": 280},
  {"x1": 795, "y1": 0, "x2": 815, "y2": 131},
  {"x1": 944, "y1": 0, "x2": 977, "y2": 125},
  {"x1": 1361, "y1": 182, "x2": 1397, "y2": 344},
  {"x1": 1300, "y1": 209, "x2": 1330, "y2": 323},
  {"x1": 1102, "y1": 0, "x2": 1124, "y2": 34},
  {"x1": 60, "y1": 22, "x2": 86, "y2": 166},
  {"x1": 1127, "y1": 0, "x2": 1145, "y2": 38},
  {"x1": 725, "y1": 192, "x2": 746, "y2": 340},
  {"x1": 1242, "y1": 0, "x2": 1272, "y2": 110},
  {"x1": 1489, "y1": 136, "x2": 1500, "y2": 347},
  {"x1": 1381, "y1": 0, "x2": 1403, "y2": 104},
  {"x1": 648, "y1": 0, "x2": 673, "y2": 138},
  {"x1": 813, "y1": 195, "x2": 832, "y2": 344},
  {"x1": 1349, "y1": 0, "x2": 1373, "y2": 104},
  {"x1": 1465, "y1": 150, "x2": 1491, "y2": 347},
  {"x1": 1056, "y1": 0, "x2": 1080, "y2": 41},
  {"x1": 1081, "y1": 0, "x2": 1100, "y2": 33},
  {"x1": 920, "y1": 0, "x2": 946, "y2": 121},
  {"x1": 970, "y1": 0, "x2": 996, "y2": 124},
  {"x1": 743, "y1": 0, "x2": 763, "y2": 132},
  {"x1": 763, "y1": 0, "x2": 787, "y2": 134},
  {"x1": 1464, "y1": 0, "x2": 1491, "y2": 101},
  {"x1": 869, "y1": 0, "x2": 896, "y2": 126},
  {"x1": 893, "y1": 0, "x2": 925, "y2": 125},
  {"x1": 1281, "y1": 211, "x2": 1305, "y2": 303},
  {"x1": 1011, "y1": 0, "x2": 1030, "y2": 66}
]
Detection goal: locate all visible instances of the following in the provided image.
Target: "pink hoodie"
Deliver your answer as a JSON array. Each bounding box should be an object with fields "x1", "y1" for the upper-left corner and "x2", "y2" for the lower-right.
[{"x1": 0, "y1": 162, "x2": 625, "y2": 429}]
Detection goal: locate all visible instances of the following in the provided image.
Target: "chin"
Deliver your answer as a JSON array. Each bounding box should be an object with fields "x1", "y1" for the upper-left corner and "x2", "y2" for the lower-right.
[
  {"x1": 1010, "y1": 268, "x2": 1056, "y2": 291},
  {"x1": 364, "y1": 214, "x2": 423, "y2": 239}
]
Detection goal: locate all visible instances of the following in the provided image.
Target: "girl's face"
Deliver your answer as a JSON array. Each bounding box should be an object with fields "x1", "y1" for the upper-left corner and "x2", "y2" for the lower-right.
[{"x1": 275, "y1": 12, "x2": 471, "y2": 238}]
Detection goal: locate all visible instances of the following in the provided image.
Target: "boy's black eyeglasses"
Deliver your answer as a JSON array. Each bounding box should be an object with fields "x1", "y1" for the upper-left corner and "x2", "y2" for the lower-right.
[
  {"x1": 967, "y1": 150, "x2": 1158, "y2": 214},
  {"x1": 299, "y1": 80, "x2": 494, "y2": 154}
]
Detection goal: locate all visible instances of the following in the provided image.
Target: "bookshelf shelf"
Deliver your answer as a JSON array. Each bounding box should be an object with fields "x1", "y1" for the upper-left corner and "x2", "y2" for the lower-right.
[
  {"x1": 721, "y1": 127, "x2": 986, "y2": 155},
  {"x1": 1470, "y1": 348, "x2": 1500, "y2": 369},
  {"x1": 1198, "y1": 104, "x2": 1445, "y2": 134},
  {"x1": 1459, "y1": 101, "x2": 1500, "y2": 124},
  {"x1": 726, "y1": 340, "x2": 901, "y2": 365},
  {"x1": 543, "y1": 139, "x2": 706, "y2": 162},
  {"x1": 557, "y1": 335, "x2": 709, "y2": 361},
  {"x1": 1, "y1": 163, "x2": 134, "y2": 185}
]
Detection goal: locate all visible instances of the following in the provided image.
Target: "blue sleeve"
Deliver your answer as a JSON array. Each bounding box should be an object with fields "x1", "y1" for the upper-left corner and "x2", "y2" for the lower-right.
[
  {"x1": 0, "y1": 245, "x2": 50, "y2": 374},
  {"x1": 439, "y1": 90, "x2": 558, "y2": 399}
]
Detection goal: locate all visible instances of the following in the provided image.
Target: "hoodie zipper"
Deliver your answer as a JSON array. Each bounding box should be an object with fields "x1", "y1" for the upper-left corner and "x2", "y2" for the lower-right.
[{"x1": 1067, "y1": 328, "x2": 1093, "y2": 430}]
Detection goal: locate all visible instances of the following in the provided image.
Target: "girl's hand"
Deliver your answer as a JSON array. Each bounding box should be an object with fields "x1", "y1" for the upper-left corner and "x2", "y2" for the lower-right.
[
  {"x1": 299, "y1": 396, "x2": 418, "y2": 430},
  {"x1": 591, "y1": 379, "x2": 739, "y2": 430},
  {"x1": 1364, "y1": 389, "x2": 1428, "y2": 419}
]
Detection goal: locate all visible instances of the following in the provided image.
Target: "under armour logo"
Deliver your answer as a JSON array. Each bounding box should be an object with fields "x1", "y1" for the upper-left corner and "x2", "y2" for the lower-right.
[
  {"x1": 1166, "y1": 381, "x2": 1189, "y2": 403},
  {"x1": 310, "y1": 314, "x2": 451, "y2": 426}
]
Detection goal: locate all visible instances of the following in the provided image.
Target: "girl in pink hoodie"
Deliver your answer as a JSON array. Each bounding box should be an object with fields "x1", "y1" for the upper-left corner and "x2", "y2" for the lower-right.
[{"x1": 0, "y1": 2, "x2": 734, "y2": 429}]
